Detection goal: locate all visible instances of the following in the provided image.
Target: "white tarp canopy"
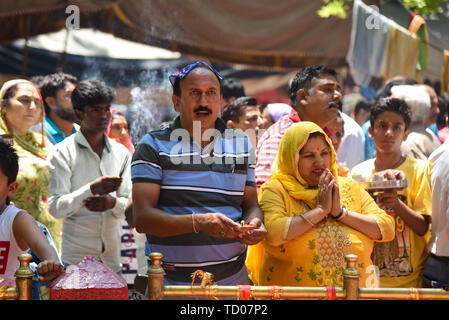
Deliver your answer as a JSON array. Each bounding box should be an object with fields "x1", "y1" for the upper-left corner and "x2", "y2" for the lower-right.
[{"x1": 14, "y1": 28, "x2": 181, "y2": 60}]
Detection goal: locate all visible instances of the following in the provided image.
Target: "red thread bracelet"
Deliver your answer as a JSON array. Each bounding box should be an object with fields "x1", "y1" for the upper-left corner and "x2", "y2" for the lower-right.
[
  {"x1": 326, "y1": 286, "x2": 337, "y2": 300},
  {"x1": 238, "y1": 285, "x2": 252, "y2": 300}
]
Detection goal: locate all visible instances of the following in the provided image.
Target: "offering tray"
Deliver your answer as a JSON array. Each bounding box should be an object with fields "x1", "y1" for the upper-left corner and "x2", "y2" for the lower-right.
[{"x1": 358, "y1": 179, "x2": 408, "y2": 191}]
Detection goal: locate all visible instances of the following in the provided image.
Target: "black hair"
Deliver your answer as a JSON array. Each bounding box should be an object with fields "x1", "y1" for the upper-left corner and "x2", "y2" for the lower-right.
[
  {"x1": 0, "y1": 137, "x2": 18, "y2": 184},
  {"x1": 222, "y1": 78, "x2": 245, "y2": 100},
  {"x1": 1, "y1": 85, "x2": 20, "y2": 107},
  {"x1": 172, "y1": 66, "x2": 223, "y2": 97},
  {"x1": 445, "y1": 92, "x2": 449, "y2": 121},
  {"x1": 308, "y1": 131, "x2": 325, "y2": 139},
  {"x1": 0, "y1": 137, "x2": 19, "y2": 205},
  {"x1": 221, "y1": 96, "x2": 258, "y2": 123},
  {"x1": 71, "y1": 79, "x2": 115, "y2": 112},
  {"x1": 29, "y1": 75, "x2": 46, "y2": 88},
  {"x1": 437, "y1": 93, "x2": 449, "y2": 129},
  {"x1": 111, "y1": 111, "x2": 125, "y2": 120},
  {"x1": 354, "y1": 99, "x2": 371, "y2": 117},
  {"x1": 40, "y1": 73, "x2": 78, "y2": 114},
  {"x1": 289, "y1": 65, "x2": 338, "y2": 108},
  {"x1": 376, "y1": 77, "x2": 418, "y2": 99},
  {"x1": 370, "y1": 98, "x2": 411, "y2": 130},
  {"x1": 302, "y1": 132, "x2": 330, "y2": 152}
]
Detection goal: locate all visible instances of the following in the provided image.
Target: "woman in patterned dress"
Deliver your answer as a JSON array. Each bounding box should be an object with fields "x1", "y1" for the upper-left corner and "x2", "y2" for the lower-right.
[
  {"x1": 0, "y1": 79, "x2": 62, "y2": 252},
  {"x1": 250, "y1": 121, "x2": 395, "y2": 289}
]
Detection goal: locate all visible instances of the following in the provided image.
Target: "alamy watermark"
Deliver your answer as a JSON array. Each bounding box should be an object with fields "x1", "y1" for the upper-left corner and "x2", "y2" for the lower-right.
[
  {"x1": 66, "y1": 5, "x2": 80, "y2": 30},
  {"x1": 168, "y1": 121, "x2": 265, "y2": 165},
  {"x1": 364, "y1": 264, "x2": 380, "y2": 288},
  {"x1": 365, "y1": 5, "x2": 382, "y2": 30}
]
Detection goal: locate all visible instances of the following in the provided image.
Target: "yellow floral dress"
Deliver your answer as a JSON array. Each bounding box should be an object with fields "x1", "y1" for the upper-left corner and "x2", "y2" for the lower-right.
[
  {"x1": 5, "y1": 132, "x2": 63, "y2": 252},
  {"x1": 0, "y1": 79, "x2": 62, "y2": 252}
]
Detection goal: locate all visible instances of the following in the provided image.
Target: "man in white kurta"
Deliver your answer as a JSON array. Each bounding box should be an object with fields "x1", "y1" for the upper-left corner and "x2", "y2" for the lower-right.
[
  {"x1": 337, "y1": 112, "x2": 366, "y2": 169},
  {"x1": 47, "y1": 131, "x2": 131, "y2": 272},
  {"x1": 47, "y1": 80, "x2": 131, "y2": 273}
]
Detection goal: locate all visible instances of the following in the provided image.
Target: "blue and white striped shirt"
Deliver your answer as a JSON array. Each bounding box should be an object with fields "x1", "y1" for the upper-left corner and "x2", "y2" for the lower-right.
[{"x1": 131, "y1": 116, "x2": 256, "y2": 284}]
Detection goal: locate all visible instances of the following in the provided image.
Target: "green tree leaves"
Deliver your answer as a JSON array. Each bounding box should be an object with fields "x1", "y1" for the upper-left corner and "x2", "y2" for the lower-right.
[{"x1": 318, "y1": 0, "x2": 449, "y2": 19}]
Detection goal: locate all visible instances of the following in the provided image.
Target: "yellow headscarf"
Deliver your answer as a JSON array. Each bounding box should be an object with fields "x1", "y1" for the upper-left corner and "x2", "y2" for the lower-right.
[
  {"x1": 0, "y1": 79, "x2": 47, "y2": 159},
  {"x1": 263, "y1": 121, "x2": 338, "y2": 208}
]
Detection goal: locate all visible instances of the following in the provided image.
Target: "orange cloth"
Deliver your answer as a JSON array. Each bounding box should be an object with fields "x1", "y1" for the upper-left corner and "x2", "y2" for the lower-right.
[
  {"x1": 442, "y1": 50, "x2": 449, "y2": 94},
  {"x1": 408, "y1": 15, "x2": 426, "y2": 34}
]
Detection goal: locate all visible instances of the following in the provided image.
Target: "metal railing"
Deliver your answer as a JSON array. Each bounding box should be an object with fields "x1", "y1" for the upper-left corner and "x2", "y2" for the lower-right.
[
  {"x1": 145, "y1": 252, "x2": 449, "y2": 300},
  {"x1": 0, "y1": 253, "x2": 34, "y2": 300},
  {"x1": 4, "y1": 252, "x2": 448, "y2": 300}
]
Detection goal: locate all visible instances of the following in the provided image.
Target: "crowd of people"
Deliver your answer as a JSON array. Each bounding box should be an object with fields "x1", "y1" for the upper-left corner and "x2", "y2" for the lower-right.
[{"x1": 0, "y1": 59, "x2": 448, "y2": 300}]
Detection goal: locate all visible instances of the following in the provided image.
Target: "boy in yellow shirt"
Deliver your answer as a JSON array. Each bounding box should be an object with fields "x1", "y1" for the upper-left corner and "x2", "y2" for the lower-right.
[{"x1": 351, "y1": 97, "x2": 431, "y2": 288}]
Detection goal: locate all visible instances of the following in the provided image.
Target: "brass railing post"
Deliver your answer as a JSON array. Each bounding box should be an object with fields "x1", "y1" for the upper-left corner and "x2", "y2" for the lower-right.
[
  {"x1": 147, "y1": 252, "x2": 166, "y2": 300},
  {"x1": 15, "y1": 253, "x2": 34, "y2": 300},
  {"x1": 343, "y1": 254, "x2": 360, "y2": 300}
]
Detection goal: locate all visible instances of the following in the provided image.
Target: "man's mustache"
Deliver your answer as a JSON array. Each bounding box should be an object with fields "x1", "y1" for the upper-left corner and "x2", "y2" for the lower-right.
[
  {"x1": 194, "y1": 106, "x2": 212, "y2": 113},
  {"x1": 328, "y1": 100, "x2": 342, "y2": 111}
]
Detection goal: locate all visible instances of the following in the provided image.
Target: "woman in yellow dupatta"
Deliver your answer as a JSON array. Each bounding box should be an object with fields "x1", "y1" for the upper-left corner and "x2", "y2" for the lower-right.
[
  {"x1": 0, "y1": 79, "x2": 62, "y2": 251},
  {"x1": 248, "y1": 121, "x2": 395, "y2": 289}
]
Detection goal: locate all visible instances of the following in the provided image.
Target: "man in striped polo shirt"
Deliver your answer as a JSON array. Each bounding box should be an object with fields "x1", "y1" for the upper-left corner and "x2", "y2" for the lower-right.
[
  {"x1": 131, "y1": 61, "x2": 266, "y2": 286},
  {"x1": 255, "y1": 65, "x2": 343, "y2": 190}
]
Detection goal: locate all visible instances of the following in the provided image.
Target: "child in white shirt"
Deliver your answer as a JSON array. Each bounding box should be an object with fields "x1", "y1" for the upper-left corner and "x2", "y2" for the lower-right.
[{"x1": 0, "y1": 137, "x2": 62, "y2": 286}]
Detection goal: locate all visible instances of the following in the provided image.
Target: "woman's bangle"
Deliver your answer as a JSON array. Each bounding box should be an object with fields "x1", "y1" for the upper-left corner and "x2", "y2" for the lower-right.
[
  {"x1": 300, "y1": 214, "x2": 315, "y2": 228},
  {"x1": 338, "y1": 209, "x2": 349, "y2": 221},
  {"x1": 192, "y1": 212, "x2": 199, "y2": 234},
  {"x1": 337, "y1": 208, "x2": 348, "y2": 221},
  {"x1": 333, "y1": 208, "x2": 345, "y2": 220}
]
